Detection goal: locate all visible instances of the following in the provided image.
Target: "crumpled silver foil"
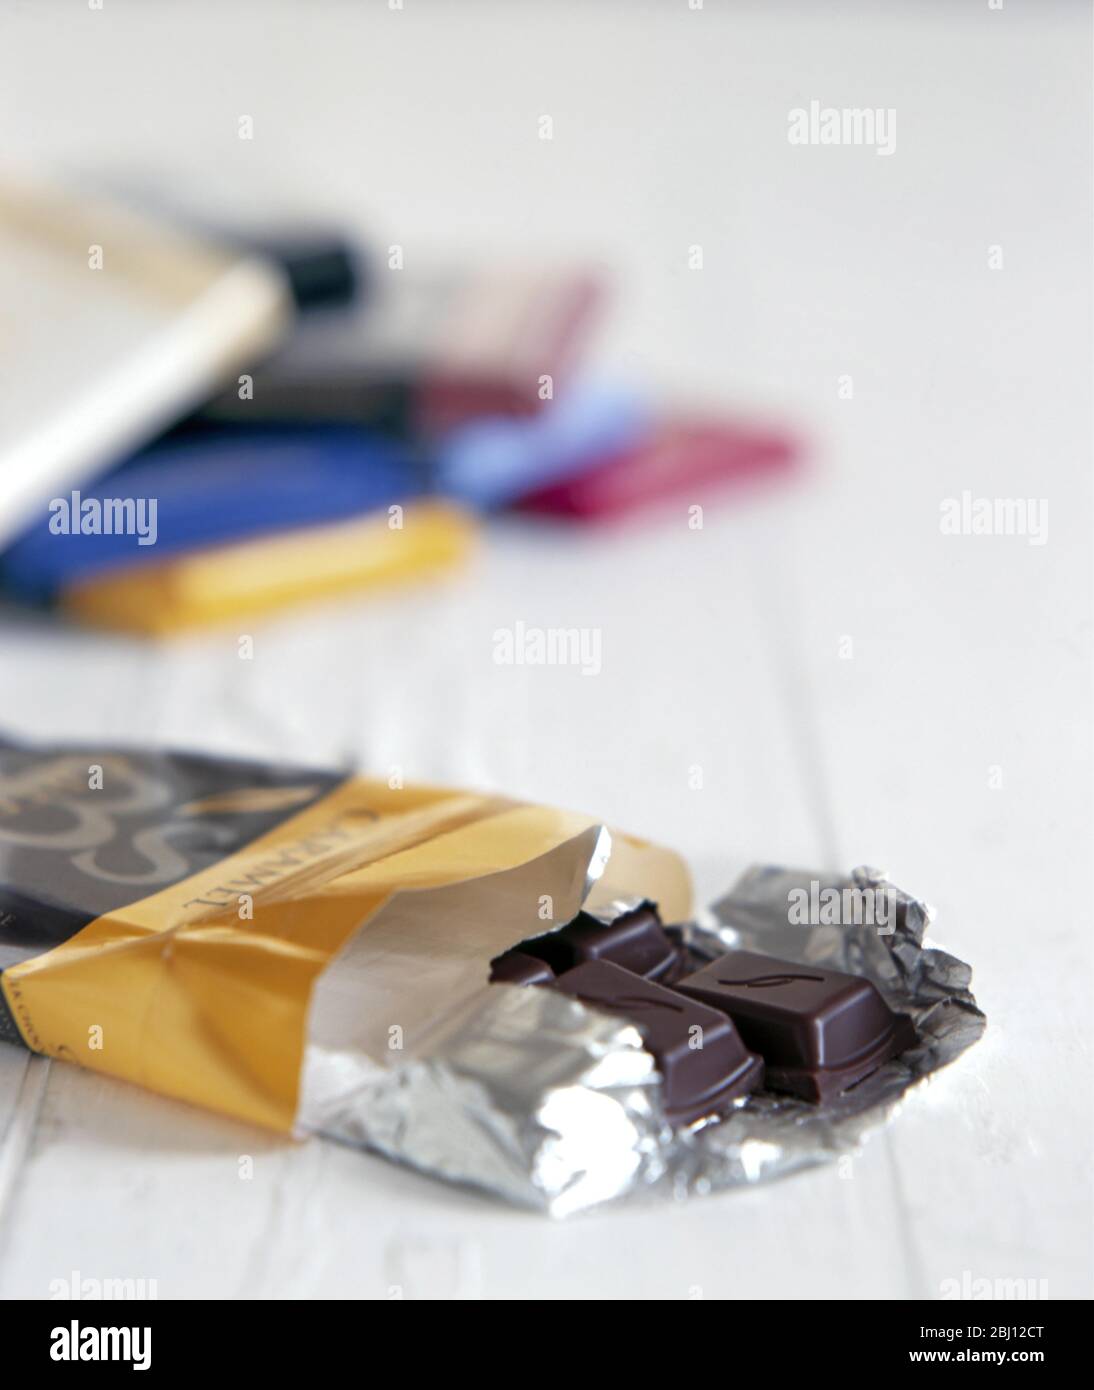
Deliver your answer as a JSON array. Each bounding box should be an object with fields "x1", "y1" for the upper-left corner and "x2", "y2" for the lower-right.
[{"x1": 314, "y1": 863, "x2": 985, "y2": 1216}]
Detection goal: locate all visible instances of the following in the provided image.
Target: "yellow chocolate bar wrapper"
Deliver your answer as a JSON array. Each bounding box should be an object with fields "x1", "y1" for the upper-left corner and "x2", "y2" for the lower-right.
[
  {"x1": 60, "y1": 501, "x2": 475, "y2": 635},
  {"x1": 0, "y1": 743, "x2": 690, "y2": 1134}
]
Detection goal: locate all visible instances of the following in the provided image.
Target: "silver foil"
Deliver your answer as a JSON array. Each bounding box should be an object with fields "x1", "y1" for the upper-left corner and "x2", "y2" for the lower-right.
[{"x1": 309, "y1": 862, "x2": 985, "y2": 1216}]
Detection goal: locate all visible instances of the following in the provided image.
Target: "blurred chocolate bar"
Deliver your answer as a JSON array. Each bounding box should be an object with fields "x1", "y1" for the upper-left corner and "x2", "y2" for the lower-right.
[
  {"x1": 59, "y1": 501, "x2": 475, "y2": 635},
  {"x1": 518, "y1": 418, "x2": 797, "y2": 520},
  {"x1": 435, "y1": 382, "x2": 648, "y2": 510},
  {"x1": 0, "y1": 177, "x2": 291, "y2": 548},
  {"x1": 224, "y1": 227, "x2": 362, "y2": 311},
  {"x1": 0, "y1": 424, "x2": 420, "y2": 602},
  {"x1": 86, "y1": 181, "x2": 365, "y2": 314},
  {"x1": 203, "y1": 264, "x2": 604, "y2": 437}
]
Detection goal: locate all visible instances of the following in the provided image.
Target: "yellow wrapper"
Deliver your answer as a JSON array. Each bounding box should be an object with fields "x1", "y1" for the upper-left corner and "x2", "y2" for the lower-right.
[{"x1": 61, "y1": 501, "x2": 475, "y2": 634}]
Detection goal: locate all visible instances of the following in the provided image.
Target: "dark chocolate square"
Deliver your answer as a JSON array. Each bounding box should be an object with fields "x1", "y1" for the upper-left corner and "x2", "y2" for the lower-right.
[
  {"x1": 553, "y1": 960, "x2": 763, "y2": 1125},
  {"x1": 489, "y1": 950, "x2": 556, "y2": 987},
  {"x1": 675, "y1": 950, "x2": 915, "y2": 1102},
  {"x1": 521, "y1": 905, "x2": 678, "y2": 981}
]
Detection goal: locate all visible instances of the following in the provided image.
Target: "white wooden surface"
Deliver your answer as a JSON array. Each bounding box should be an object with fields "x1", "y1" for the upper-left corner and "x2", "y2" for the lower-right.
[{"x1": 0, "y1": 1, "x2": 1090, "y2": 1299}]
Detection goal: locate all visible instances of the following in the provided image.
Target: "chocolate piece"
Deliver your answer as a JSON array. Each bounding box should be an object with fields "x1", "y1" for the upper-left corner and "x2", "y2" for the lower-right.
[
  {"x1": 675, "y1": 950, "x2": 916, "y2": 1103},
  {"x1": 520, "y1": 905, "x2": 678, "y2": 981},
  {"x1": 553, "y1": 961, "x2": 763, "y2": 1125},
  {"x1": 489, "y1": 950, "x2": 555, "y2": 987}
]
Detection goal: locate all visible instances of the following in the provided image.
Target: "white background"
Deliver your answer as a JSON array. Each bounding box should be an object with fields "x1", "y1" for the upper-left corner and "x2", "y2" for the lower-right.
[{"x1": 0, "y1": 1, "x2": 1090, "y2": 1299}]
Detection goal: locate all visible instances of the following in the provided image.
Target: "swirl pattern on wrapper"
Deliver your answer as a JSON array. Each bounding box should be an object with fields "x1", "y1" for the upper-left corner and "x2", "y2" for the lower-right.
[{"x1": 303, "y1": 862, "x2": 985, "y2": 1216}]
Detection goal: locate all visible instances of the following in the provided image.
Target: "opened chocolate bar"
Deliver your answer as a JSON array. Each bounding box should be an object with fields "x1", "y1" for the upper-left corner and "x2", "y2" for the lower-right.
[{"x1": 0, "y1": 738, "x2": 983, "y2": 1214}]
